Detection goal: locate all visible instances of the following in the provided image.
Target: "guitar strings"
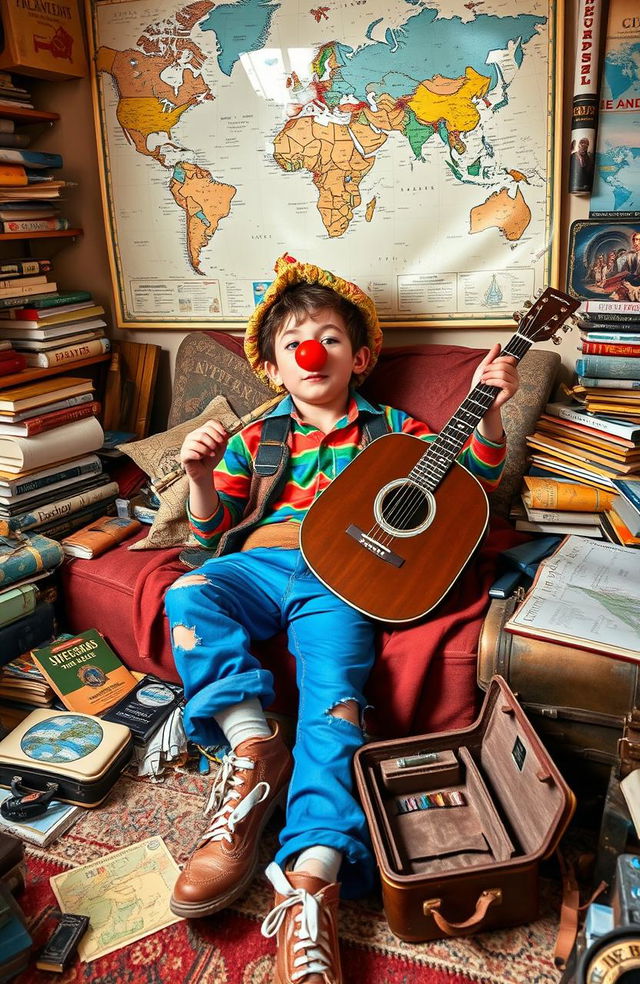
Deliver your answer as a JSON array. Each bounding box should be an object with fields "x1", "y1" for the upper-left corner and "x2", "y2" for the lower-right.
[{"x1": 364, "y1": 332, "x2": 534, "y2": 546}]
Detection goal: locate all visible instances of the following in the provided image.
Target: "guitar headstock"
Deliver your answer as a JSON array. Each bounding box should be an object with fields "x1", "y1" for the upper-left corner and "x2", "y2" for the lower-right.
[{"x1": 514, "y1": 287, "x2": 581, "y2": 345}]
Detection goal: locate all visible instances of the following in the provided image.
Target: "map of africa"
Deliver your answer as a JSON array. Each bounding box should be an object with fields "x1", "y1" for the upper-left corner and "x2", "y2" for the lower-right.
[
  {"x1": 591, "y1": 0, "x2": 640, "y2": 217},
  {"x1": 90, "y1": 0, "x2": 557, "y2": 326}
]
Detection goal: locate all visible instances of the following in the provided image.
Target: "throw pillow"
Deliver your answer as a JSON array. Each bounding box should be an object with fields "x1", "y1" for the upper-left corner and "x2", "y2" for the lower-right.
[{"x1": 118, "y1": 395, "x2": 240, "y2": 550}]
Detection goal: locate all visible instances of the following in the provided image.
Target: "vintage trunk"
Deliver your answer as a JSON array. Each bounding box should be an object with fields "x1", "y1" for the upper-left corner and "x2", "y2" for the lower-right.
[
  {"x1": 477, "y1": 596, "x2": 640, "y2": 784},
  {"x1": 354, "y1": 676, "x2": 575, "y2": 942}
]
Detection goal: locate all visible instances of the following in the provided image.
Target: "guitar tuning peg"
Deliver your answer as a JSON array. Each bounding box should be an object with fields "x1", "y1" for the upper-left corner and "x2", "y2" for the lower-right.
[
  {"x1": 533, "y1": 287, "x2": 544, "y2": 298},
  {"x1": 562, "y1": 324, "x2": 571, "y2": 333},
  {"x1": 552, "y1": 335, "x2": 562, "y2": 345},
  {"x1": 522, "y1": 300, "x2": 532, "y2": 309},
  {"x1": 512, "y1": 310, "x2": 522, "y2": 322}
]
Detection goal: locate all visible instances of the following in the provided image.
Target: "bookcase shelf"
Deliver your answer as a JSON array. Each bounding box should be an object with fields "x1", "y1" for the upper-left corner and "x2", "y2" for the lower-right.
[
  {"x1": 0, "y1": 353, "x2": 111, "y2": 390},
  {"x1": 0, "y1": 107, "x2": 59, "y2": 124},
  {"x1": 0, "y1": 229, "x2": 82, "y2": 241}
]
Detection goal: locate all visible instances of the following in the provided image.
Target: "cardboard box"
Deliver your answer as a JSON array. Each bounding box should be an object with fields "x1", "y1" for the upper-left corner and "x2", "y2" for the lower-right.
[{"x1": 0, "y1": 0, "x2": 87, "y2": 80}]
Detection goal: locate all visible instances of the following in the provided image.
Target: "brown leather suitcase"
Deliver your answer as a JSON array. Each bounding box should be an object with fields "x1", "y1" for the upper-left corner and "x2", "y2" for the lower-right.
[
  {"x1": 354, "y1": 676, "x2": 575, "y2": 942},
  {"x1": 477, "y1": 596, "x2": 640, "y2": 784}
]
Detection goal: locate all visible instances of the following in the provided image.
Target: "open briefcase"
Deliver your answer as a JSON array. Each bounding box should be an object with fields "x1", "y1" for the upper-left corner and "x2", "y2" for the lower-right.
[{"x1": 354, "y1": 676, "x2": 576, "y2": 942}]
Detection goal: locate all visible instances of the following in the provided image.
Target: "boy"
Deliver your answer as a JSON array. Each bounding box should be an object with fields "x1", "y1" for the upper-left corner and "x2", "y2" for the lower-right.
[{"x1": 165, "y1": 254, "x2": 519, "y2": 984}]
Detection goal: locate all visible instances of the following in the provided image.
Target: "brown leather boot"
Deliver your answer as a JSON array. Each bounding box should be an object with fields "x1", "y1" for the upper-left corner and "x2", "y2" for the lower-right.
[
  {"x1": 170, "y1": 722, "x2": 292, "y2": 918},
  {"x1": 261, "y1": 862, "x2": 343, "y2": 984}
]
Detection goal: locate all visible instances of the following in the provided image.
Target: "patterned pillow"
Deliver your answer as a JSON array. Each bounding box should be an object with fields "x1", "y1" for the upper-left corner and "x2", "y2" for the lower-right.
[{"x1": 118, "y1": 395, "x2": 240, "y2": 550}]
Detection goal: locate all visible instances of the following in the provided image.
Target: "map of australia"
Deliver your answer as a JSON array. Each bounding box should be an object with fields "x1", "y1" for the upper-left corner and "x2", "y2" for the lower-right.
[{"x1": 92, "y1": 0, "x2": 554, "y2": 322}]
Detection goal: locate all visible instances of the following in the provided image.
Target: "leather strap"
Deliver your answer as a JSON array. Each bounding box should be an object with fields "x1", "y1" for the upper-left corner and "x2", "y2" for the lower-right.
[
  {"x1": 423, "y1": 888, "x2": 501, "y2": 936},
  {"x1": 253, "y1": 414, "x2": 291, "y2": 476}
]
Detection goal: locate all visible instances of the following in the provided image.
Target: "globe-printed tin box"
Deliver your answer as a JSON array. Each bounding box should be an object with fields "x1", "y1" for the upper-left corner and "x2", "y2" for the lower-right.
[{"x1": 0, "y1": 710, "x2": 134, "y2": 807}]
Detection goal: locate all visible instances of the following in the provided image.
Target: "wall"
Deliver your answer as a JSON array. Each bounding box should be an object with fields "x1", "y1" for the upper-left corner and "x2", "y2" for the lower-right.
[{"x1": 28, "y1": 0, "x2": 587, "y2": 426}]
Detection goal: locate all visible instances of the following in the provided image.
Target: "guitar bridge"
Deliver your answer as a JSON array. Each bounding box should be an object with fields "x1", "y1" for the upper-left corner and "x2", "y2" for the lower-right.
[{"x1": 346, "y1": 525, "x2": 405, "y2": 568}]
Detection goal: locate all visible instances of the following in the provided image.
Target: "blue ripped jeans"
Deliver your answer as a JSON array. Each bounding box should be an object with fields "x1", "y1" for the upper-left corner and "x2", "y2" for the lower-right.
[{"x1": 164, "y1": 547, "x2": 377, "y2": 897}]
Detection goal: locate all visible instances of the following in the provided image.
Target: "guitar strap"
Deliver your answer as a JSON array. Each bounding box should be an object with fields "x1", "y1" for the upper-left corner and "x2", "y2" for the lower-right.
[{"x1": 253, "y1": 403, "x2": 389, "y2": 477}]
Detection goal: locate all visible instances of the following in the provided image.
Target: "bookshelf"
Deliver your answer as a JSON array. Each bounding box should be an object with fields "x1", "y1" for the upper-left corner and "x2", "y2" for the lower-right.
[{"x1": 0, "y1": 354, "x2": 111, "y2": 390}]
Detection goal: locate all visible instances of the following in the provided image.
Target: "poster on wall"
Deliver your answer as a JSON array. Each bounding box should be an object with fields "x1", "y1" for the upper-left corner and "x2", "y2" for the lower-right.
[{"x1": 87, "y1": 0, "x2": 563, "y2": 330}]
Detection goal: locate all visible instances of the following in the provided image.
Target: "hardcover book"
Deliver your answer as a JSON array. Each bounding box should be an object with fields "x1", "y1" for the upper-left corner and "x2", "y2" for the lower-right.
[
  {"x1": 0, "y1": 531, "x2": 64, "y2": 589},
  {"x1": 30, "y1": 629, "x2": 137, "y2": 715},
  {"x1": 102, "y1": 675, "x2": 183, "y2": 745},
  {"x1": 0, "y1": 416, "x2": 104, "y2": 473},
  {"x1": 0, "y1": 377, "x2": 93, "y2": 413},
  {"x1": 0, "y1": 789, "x2": 83, "y2": 847},
  {"x1": 61, "y1": 515, "x2": 141, "y2": 559},
  {"x1": 0, "y1": 602, "x2": 56, "y2": 668},
  {"x1": 0, "y1": 583, "x2": 38, "y2": 629}
]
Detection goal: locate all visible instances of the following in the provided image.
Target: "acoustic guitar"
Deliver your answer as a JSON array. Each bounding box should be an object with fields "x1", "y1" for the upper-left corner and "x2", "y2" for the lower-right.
[{"x1": 300, "y1": 287, "x2": 581, "y2": 623}]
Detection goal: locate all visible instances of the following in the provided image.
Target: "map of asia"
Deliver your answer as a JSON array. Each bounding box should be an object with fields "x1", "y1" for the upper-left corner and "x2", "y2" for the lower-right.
[{"x1": 89, "y1": 0, "x2": 559, "y2": 327}]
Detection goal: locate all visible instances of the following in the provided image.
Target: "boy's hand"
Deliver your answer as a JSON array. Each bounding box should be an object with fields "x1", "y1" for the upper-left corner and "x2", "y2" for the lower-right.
[
  {"x1": 471, "y1": 344, "x2": 519, "y2": 443},
  {"x1": 179, "y1": 420, "x2": 229, "y2": 482},
  {"x1": 471, "y1": 343, "x2": 519, "y2": 410}
]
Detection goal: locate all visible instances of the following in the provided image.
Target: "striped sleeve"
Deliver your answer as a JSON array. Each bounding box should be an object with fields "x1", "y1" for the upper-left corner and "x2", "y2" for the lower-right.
[
  {"x1": 186, "y1": 430, "x2": 253, "y2": 547},
  {"x1": 382, "y1": 406, "x2": 506, "y2": 493}
]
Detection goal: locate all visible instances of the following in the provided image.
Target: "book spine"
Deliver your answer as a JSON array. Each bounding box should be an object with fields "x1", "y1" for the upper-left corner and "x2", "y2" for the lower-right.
[
  {"x1": 24, "y1": 338, "x2": 110, "y2": 368},
  {"x1": 0, "y1": 260, "x2": 51, "y2": 278},
  {"x1": 16, "y1": 291, "x2": 92, "y2": 311},
  {"x1": 9, "y1": 481, "x2": 119, "y2": 532},
  {"x1": 0, "y1": 164, "x2": 27, "y2": 186},
  {"x1": 0, "y1": 150, "x2": 62, "y2": 168},
  {"x1": 21, "y1": 401, "x2": 101, "y2": 436},
  {"x1": 0, "y1": 355, "x2": 26, "y2": 374},
  {"x1": 0, "y1": 603, "x2": 56, "y2": 668},
  {"x1": 1, "y1": 218, "x2": 69, "y2": 232},
  {"x1": 568, "y1": 0, "x2": 604, "y2": 195},
  {"x1": 583, "y1": 335, "x2": 640, "y2": 344},
  {"x1": 575, "y1": 356, "x2": 640, "y2": 379},
  {"x1": 0, "y1": 536, "x2": 64, "y2": 587},
  {"x1": 578, "y1": 376, "x2": 640, "y2": 389},
  {"x1": 580, "y1": 300, "x2": 640, "y2": 316},
  {"x1": 545, "y1": 403, "x2": 638, "y2": 439},
  {"x1": 39, "y1": 499, "x2": 116, "y2": 541},
  {"x1": 0, "y1": 584, "x2": 38, "y2": 629},
  {"x1": 0, "y1": 282, "x2": 56, "y2": 299},
  {"x1": 5, "y1": 459, "x2": 101, "y2": 496},
  {"x1": 0, "y1": 275, "x2": 45, "y2": 290},
  {"x1": 581, "y1": 341, "x2": 640, "y2": 356},
  {"x1": 7, "y1": 392, "x2": 94, "y2": 423}
]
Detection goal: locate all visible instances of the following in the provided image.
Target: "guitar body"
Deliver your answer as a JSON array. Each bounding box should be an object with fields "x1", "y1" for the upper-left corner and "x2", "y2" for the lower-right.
[{"x1": 300, "y1": 432, "x2": 489, "y2": 622}]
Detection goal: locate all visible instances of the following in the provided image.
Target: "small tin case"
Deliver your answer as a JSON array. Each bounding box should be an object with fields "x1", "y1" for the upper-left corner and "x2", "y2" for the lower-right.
[{"x1": 0, "y1": 709, "x2": 133, "y2": 807}]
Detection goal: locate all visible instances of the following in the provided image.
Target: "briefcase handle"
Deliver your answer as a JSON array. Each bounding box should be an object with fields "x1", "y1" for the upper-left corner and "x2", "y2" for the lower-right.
[{"x1": 423, "y1": 888, "x2": 502, "y2": 936}]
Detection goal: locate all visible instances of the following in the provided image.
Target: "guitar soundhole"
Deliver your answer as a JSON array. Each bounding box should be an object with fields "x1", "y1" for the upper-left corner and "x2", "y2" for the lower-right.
[{"x1": 375, "y1": 480, "x2": 434, "y2": 537}]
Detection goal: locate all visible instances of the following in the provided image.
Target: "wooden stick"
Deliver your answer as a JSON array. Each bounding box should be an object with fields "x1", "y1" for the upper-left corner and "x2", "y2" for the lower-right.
[{"x1": 152, "y1": 392, "x2": 285, "y2": 494}]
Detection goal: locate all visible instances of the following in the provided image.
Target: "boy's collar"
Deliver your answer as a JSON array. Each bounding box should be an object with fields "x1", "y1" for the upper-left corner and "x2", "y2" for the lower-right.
[{"x1": 266, "y1": 390, "x2": 384, "y2": 423}]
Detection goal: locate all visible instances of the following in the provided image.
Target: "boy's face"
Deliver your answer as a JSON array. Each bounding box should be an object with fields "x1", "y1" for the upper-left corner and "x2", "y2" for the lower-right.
[{"x1": 263, "y1": 306, "x2": 370, "y2": 406}]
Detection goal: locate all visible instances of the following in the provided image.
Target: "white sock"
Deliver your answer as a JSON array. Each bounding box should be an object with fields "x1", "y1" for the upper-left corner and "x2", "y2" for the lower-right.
[
  {"x1": 214, "y1": 698, "x2": 271, "y2": 751},
  {"x1": 293, "y1": 845, "x2": 342, "y2": 884}
]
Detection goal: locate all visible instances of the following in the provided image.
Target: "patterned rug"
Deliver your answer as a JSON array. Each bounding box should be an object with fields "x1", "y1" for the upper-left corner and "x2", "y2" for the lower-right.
[{"x1": 14, "y1": 768, "x2": 564, "y2": 984}]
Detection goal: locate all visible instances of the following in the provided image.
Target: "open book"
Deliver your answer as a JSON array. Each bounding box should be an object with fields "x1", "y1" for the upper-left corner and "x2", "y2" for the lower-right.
[{"x1": 504, "y1": 535, "x2": 640, "y2": 663}]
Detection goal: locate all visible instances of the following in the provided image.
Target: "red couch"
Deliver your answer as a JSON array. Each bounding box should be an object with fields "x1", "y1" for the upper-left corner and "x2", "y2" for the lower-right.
[{"x1": 60, "y1": 333, "x2": 559, "y2": 738}]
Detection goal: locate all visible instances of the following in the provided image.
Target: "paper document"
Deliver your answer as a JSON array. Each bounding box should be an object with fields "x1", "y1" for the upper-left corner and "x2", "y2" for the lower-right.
[{"x1": 505, "y1": 535, "x2": 640, "y2": 662}]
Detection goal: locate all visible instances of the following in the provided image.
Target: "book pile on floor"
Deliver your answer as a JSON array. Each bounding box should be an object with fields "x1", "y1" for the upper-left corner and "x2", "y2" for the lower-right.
[{"x1": 571, "y1": 298, "x2": 640, "y2": 422}]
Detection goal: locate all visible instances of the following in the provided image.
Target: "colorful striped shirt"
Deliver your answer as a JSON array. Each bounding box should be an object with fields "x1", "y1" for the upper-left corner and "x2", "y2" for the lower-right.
[{"x1": 188, "y1": 391, "x2": 506, "y2": 546}]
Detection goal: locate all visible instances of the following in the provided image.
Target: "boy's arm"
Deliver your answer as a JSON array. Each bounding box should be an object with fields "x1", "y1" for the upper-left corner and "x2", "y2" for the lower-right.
[{"x1": 179, "y1": 423, "x2": 251, "y2": 546}]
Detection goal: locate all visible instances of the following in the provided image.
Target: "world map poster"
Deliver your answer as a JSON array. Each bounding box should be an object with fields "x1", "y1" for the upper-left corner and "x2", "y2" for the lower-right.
[{"x1": 88, "y1": 0, "x2": 562, "y2": 329}]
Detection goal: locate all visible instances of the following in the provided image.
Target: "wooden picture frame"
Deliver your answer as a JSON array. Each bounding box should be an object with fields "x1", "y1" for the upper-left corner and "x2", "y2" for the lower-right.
[{"x1": 87, "y1": 0, "x2": 564, "y2": 330}]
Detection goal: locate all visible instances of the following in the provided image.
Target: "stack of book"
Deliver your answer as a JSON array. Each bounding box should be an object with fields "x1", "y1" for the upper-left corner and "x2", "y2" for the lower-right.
[
  {"x1": 0, "y1": 72, "x2": 32, "y2": 110},
  {"x1": 573, "y1": 299, "x2": 640, "y2": 421},
  {"x1": 0, "y1": 375, "x2": 118, "y2": 540},
  {"x1": 0, "y1": 146, "x2": 72, "y2": 233},
  {"x1": 511, "y1": 475, "x2": 614, "y2": 538},
  {"x1": 525, "y1": 401, "x2": 640, "y2": 493},
  {"x1": 0, "y1": 290, "x2": 110, "y2": 368},
  {"x1": 0, "y1": 337, "x2": 24, "y2": 377}
]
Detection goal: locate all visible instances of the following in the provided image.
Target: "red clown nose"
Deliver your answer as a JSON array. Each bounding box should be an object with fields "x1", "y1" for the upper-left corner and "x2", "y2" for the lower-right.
[{"x1": 295, "y1": 339, "x2": 327, "y2": 371}]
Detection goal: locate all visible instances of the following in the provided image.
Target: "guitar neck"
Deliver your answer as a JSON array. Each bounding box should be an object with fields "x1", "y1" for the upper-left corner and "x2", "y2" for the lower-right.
[{"x1": 409, "y1": 331, "x2": 533, "y2": 493}]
